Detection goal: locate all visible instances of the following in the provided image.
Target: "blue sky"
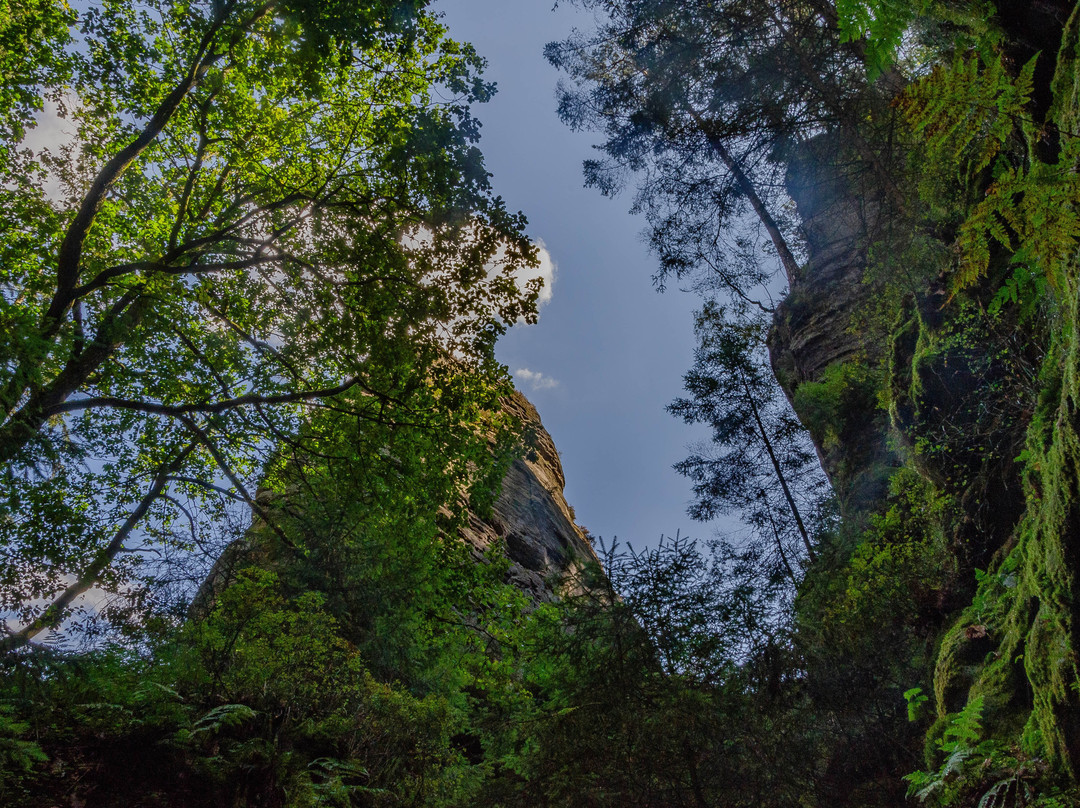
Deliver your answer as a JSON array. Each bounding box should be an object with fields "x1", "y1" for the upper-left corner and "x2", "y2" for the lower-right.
[{"x1": 437, "y1": 0, "x2": 713, "y2": 548}]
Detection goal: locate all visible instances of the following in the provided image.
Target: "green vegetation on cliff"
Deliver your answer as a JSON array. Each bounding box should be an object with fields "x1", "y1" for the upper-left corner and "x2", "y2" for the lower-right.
[{"x1": 5, "y1": 0, "x2": 1080, "y2": 806}]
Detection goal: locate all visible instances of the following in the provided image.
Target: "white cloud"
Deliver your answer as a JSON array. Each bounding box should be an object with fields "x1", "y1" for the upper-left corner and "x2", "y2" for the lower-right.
[
  {"x1": 526, "y1": 239, "x2": 557, "y2": 309},
  {"x1": 505, "y1": 239, "x2": 556, "y2": 326},
  {"x1": 24, "y1": 96, "x2": 78, "y2": 201},
  {"x1": 28, "y1": 97, "x2": 75, "y2": 152},
  {"x1": 401, "y1": 227, "x2": 556, "y2": 323},
  {"x1": 514, "y1": 367, "x2": 560, "y2": 391}
]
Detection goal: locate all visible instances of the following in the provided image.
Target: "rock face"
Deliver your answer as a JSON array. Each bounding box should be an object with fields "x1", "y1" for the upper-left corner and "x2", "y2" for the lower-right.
[
  {"x1": 193, "y1": 391, "x2": 596, "y2": 612},
  {"x1": 768, "y1": 141, "x2": 899, "y2": 509},
  {"x1": 768, "y1": 156, "x2": 876, "y2": 384},
  {"x1": 459, "y1": 392, "x2": 598, "y2": 601},
  {"x1": 769, "y1": 143, "x2": 880, "y2": 389}
]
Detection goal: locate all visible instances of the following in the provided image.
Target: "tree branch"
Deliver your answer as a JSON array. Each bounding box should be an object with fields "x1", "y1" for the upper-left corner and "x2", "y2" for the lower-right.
[
  {"x1": 178, "y1": 415, "x2": 299, "y2": 553},
  {"x1": 46, "y1": 376, "x2": 365, "y2": 418},
  {"x1": 0, "y1": 286, "x2": 148, "y2": 464},
  {"x1": 0, "y1": 442, "x2": 197, "y2": 654},
  {"x1": 688, "y1": 108, "x2": 803, "y2": 287},
  {"x1": 741, "y1": 375, "x2": 816, "y2": 562},
  {"x1": 46, "y1": 11, "x2": 231, "y2": 328}
]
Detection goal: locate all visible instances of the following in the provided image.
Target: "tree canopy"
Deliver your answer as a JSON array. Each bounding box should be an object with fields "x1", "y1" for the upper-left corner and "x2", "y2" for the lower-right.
[
  {"x1": 6, "y1": 0, "x2": 1080, "y2": 806},
  {"x1": 0, "y1": 0, "x2": 539, "y2": 650}
]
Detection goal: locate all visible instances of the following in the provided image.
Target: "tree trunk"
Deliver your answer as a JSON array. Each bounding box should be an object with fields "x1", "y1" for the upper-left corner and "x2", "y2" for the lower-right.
[{"x1": 742, "y1": 376, "x2": 816, "y2": 562}]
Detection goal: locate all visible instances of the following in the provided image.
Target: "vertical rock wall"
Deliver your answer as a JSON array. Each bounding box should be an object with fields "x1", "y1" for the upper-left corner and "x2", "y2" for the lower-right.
[
  {"x1": 768, "y1": 139, "x2": 899, "y2": 513},
  {"x1": 194, "y1": 391, "x2": 597, "y2": 612},
  {"x1": 458, "y1": 392, "x2": 599, "y2": 601}
]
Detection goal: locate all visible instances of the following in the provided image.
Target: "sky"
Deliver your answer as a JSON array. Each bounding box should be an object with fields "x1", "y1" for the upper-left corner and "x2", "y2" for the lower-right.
[{"x1": 436, "y1": 0, "x2": 713, "y2": 548}]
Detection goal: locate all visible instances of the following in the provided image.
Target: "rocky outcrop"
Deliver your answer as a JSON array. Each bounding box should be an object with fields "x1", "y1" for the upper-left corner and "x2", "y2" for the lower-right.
[
  {"x1": 458, "y1": 392, "x2": 598, "y2": 601},
  {"x1": 193, "y1": 391, "x2": 596, "y2": 613},
  {"x1": 769, "y1": 142, "x2": 880, "y2": 389},
  {"x1": 768, "y1": 140, "x2": 899, "y2": 511}
]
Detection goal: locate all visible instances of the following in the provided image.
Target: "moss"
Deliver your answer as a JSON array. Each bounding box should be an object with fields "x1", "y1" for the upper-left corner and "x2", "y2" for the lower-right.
[
  {"x1": 791, "y1": 356, "x2": 899, "y2": 517},
  {"x1": 1049, "y1": 0, "x2": 1080, "y2": 145},
  {"x1": 924, "y1": 711, "x2": 952, "y2": 768},
  {"x1": 928, "y1": 255, "x2": 1080, "y2": 776},
  {"x1": 935, "y1": 619, "x2": 977, "y2": 717},
  {"x1": 887, "y1": 294, "x2": 920, "y2": 440},
  {"x1": 793, "y1": 360, "x2": 877, "y2": 453}
]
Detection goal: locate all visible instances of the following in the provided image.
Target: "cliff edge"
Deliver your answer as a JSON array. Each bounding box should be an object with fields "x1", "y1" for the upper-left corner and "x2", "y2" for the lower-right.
[
  {"x1": 193, "y1": 390, "x2": 596, "y2": 613},
  {"x1": 458, "y1": 391, "x2": 598, "y2": 601}
]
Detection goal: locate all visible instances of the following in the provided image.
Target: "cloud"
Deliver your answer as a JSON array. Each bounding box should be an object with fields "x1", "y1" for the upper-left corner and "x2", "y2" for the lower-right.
[
  {"x1": 401, "y1": 227, "x2": 556, "y2": 324},
  {"x1": 508, "y1": 239, "x2": 556, "y2": 320},
  {"x1": 514, "y1": 367, "x2": 560, "y2": 391},
  {"x1": 530, "y1": 240, "x2": 557, "y2": 308},
  {"x1": 24, "y1": 97, "x2": 78, "y2": 201}
]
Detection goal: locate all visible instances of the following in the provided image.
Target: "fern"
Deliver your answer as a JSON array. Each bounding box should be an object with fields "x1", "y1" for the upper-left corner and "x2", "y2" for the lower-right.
[
  {"x1": 0, "y1": 705, "x2": 47, "y2": 787},
  {"x1": 956, "y1": 136, "x2": 1080, "y2": 291},
  {"x1": 902, "y1": 45, "x2": 1080, "y2": 296},
  {"x1": 977, "y1": 775, "x2": 1032, "y2": 808},
  {"x1": 902, "y1": 51, "x2": 1035, "y2": 185},
  {"x1": 942, "y1": 695, "x2": 985, "y2": 750},
  {"x1": 905, "y1": 686, "x2": 930, "y2": 721},
  {"x1": 175, "y1": 703, "x2": 257, "y2": 744},
  {"x1": 835, "y1": 0, "x2": 927, "y2": 78},
  {"x1": 904, "y1": 696, "x2": 988, "y2": 803},
  {"x1": 306, "y1": 757, "x2": 381, "y2": 803},
  {"x1": 988, "y1": 264, "x2": 1047, "y2": 319}
]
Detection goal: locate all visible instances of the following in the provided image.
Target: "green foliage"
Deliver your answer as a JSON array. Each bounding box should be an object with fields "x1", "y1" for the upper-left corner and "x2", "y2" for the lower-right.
[
  {"x1": 905, "y1": 696, "x2": 994, "y2": 803},
  {"x1": 550, "y1": 2, "x2": 1076, "y2": 803},
  {"x1": 903, "y1": 689, "x2": 1072, "y2": 808},
  {"x1": 546, "y1": 0, "x2": 879, "y2": 296},
  {"x1": 915, "y1": 8, "x2": 1080, "y2": 771},
  {"x1": 897, "y1": 36, "x2": 1080, "y2": 302},
  {"x1": 0, "y1": 0, "x2": 72, "y2": 157},
  {"x1": 891, "y1": 299, "x2": 1037, "y2": 503},
  {"x1": 670, "y1": 303, "x2": 827, "y2": 574},
  {"x1": 860, "y1": 233, "x2": 951, "y2": 344},
  {"x1": 496, "y1": 536, "x2": 814, "y2": 808},
  {"x1": 0, "y1": 549, "x2": 531, "y2": 806},
  {"x1": 808, "y1": 467, "x2": 952, "y2": 626},
  {"x1": 988, "y1": 264, "x2": 1048, "y2": 320},
  {"x1": 902, "y1": 50, "x2": 1034, "y2": 187},
  {"x1": 0, "y1": 704, "x2": 47, "y2": 798},
  {"x1": 787, "y1": 466, "x2": 956, "y2": 803},
  {"x1": 9, "y1": 0, "x2": 1080, "y2": 806},
  {"x1": 178, "y1": 569, "x2": 483, "y2": 807},
  {"x1": 957, "y1": 136, "x2": 1080, "y2": 294},
  {"x1": 907, "y1": 686, "x2": 931, "y2": 721},
  {"x1": 0, "y1": 0, "x2": 539, "y2": 650},
  {"x1": 793, "y1": 361, "x2": 877, "y2": 454},
  {"x1": 181, "y1": 703, "x2": 258, "y2": 740},
  {"x1": 835, "y1": 0, "x2": 926, "y2": 78}
]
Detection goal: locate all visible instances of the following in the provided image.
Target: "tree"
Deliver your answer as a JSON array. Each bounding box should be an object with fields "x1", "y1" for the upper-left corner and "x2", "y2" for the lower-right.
[
  {"x1": 493, "y1": 535, "x2": 815, "y2": 808},
  {"x1": 668, "y1": 302, "x2": 827, "y2": 576},
  {"x1": 545, "y1": 0, "x2": 903, "y2": 303},
  {"x1": 0, "y1": 0, "x2": 539, "y2": 652},
  {"x1": 547, "y1": 2, "x2": 894, "y2": 576}
]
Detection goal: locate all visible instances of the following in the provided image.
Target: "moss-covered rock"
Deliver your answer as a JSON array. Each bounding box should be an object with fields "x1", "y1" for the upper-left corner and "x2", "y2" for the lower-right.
[{"x1": 926, "y1": 5, "x2": 1080, "y2": 791}]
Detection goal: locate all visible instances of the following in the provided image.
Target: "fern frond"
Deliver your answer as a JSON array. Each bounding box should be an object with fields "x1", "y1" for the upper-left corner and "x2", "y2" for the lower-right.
[
  {"x1": 902, "y1": 51, "x2": 1036, "y2": 183},
  {"x1": 954, "y1": 142, "x2": 1080, "y2": 294}
]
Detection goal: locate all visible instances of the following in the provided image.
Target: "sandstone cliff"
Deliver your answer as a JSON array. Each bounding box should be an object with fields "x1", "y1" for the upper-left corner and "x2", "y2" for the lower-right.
[
  {"x1": 768, "y1": 139, "x2": 899, "y2": 514},
  {"x1": 193, "y1": 390, "x2": 596, "y2": 613},
  {"x1": 458, "y1": 392, "x2": 598, "y2": 601}
]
